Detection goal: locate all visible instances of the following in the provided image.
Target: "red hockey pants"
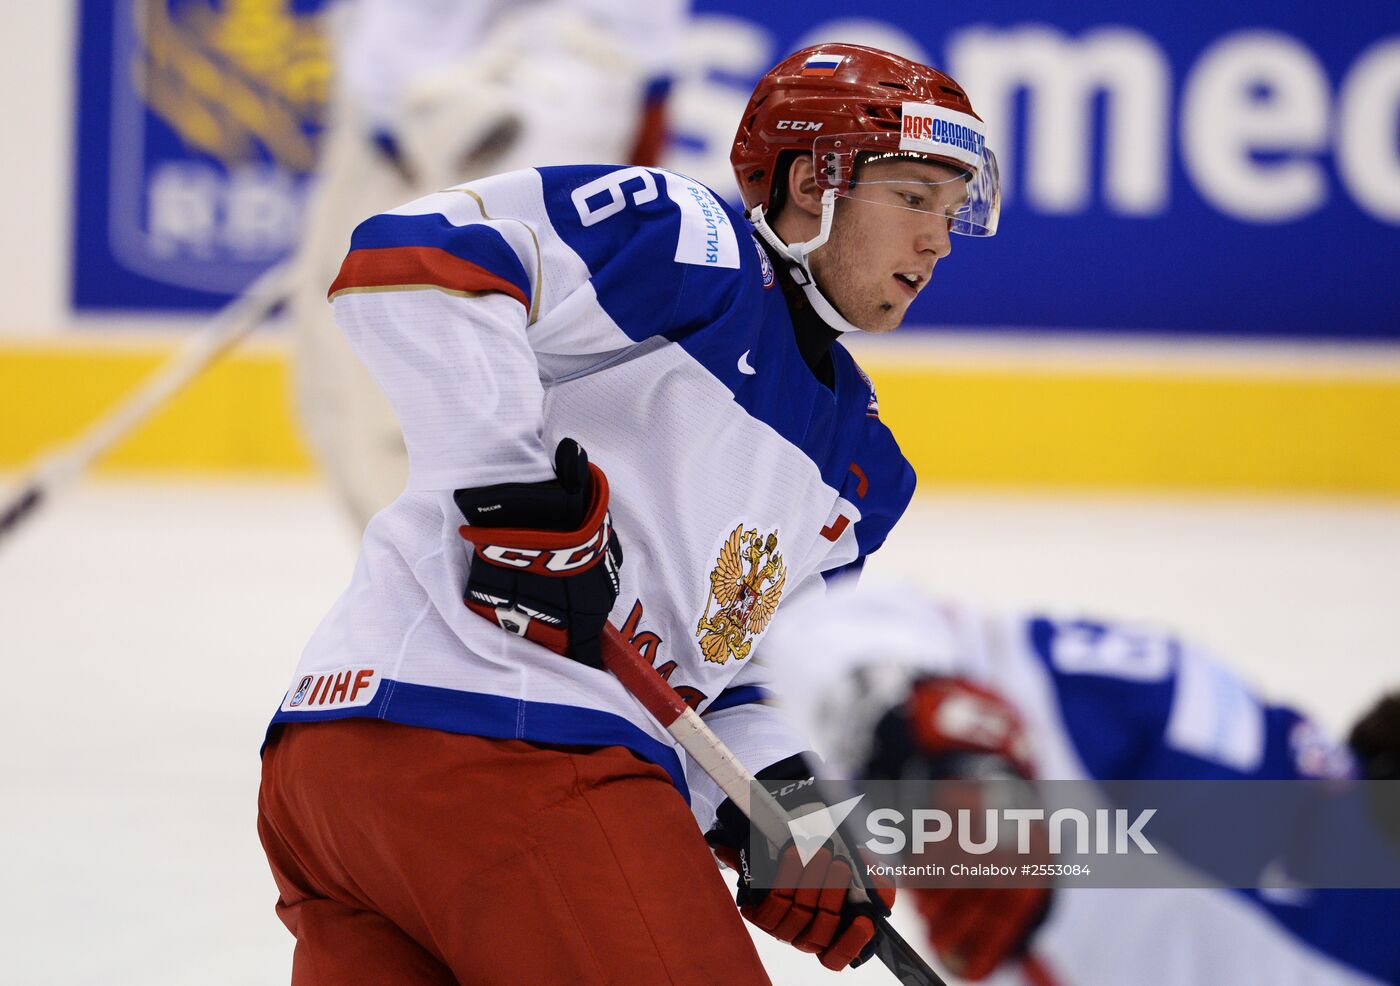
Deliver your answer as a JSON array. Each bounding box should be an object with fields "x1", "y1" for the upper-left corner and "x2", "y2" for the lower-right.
[{"x1": 257, "y1": 718, "x2": 771, "y2": 985}]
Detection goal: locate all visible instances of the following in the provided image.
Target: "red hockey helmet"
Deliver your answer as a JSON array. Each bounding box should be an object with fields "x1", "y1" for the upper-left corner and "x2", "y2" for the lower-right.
[{"x1": 731, "y1": 43, "x2": 998, "y2": 237}]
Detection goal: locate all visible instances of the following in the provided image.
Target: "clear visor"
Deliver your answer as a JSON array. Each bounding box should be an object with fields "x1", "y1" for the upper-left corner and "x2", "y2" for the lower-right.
[{"x1": 812, "y1": 132, "x2": 1001, "y2": 237}]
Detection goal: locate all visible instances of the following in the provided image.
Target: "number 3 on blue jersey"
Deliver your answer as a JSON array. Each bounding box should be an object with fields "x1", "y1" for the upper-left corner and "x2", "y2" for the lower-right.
[{"x1": 1044, "y1": 619, "x2": 1175, "y2": 681}]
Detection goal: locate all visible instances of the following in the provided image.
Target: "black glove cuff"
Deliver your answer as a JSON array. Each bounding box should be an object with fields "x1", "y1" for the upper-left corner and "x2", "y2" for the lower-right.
[{"x1": 709, "y1": 752, "x2": 824, "y2": 852}]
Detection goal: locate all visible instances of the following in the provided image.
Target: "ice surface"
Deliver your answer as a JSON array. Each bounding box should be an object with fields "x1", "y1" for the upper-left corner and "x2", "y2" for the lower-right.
[{"x1": 2, "y1": 479, "x2": 1395, "y2": 984}]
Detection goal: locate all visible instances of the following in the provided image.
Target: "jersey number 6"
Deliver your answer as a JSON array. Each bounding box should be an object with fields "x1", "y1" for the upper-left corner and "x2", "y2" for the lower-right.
[{"x1": 571, "y1": 167, "x2": 660, "y2": 227}]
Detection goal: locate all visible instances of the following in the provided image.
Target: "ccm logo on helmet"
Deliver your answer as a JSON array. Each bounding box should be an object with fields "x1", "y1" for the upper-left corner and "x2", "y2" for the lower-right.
[{"x1": 776, "y1": 120, "x2": 823, "y2": 132}]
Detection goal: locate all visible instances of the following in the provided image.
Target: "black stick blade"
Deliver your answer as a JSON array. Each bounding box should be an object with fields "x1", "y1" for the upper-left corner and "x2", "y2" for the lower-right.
[
  {"x1": 0, "y1": 485, "x2": 44, "y2": 544},
  {"x1": 864, "y1": 915, "x2": 950, "y2": 986}
]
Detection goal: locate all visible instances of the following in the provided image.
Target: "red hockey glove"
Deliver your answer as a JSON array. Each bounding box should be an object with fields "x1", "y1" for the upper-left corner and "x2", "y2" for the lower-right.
[
  {"x1": 454, "y1": 439, "x2": 622, "y2": 669},
  {"x1": 705, "y1": 755, "x2": 896, "y2": 972},
  {"x1": 865, "y1": 678, "x2": 1052, "y2": 981}
]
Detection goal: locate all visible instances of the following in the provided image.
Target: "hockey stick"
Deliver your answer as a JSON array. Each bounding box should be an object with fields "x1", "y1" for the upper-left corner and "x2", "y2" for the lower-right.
[
  {"x1": 599, "y1": 623, "x2": 949, "y2": 986},
  {"x1": 0, "y1": 262, "x2": 294, "y2": 548}
]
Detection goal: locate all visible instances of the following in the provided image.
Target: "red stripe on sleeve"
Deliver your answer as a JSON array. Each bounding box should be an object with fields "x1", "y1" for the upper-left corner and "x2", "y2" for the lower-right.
[{"x1": 328, "y1": 246, "x2": 529, "y2": 310}]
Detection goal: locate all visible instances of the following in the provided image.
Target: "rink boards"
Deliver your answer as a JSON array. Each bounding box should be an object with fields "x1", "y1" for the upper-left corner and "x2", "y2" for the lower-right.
[{"x1": 6, "y1": 335, "x2": 1400, "y2": 495}]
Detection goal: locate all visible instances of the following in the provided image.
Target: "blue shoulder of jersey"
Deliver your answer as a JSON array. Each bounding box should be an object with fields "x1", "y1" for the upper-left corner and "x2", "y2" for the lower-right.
[
  {"x1": 1023, "y1": 616, "x2": 1359, "y2": 783},
  {"x1": 1023, "y1": 615, "x2": 1400, "y2": 983},
  {"x1": 538, "y1": 164, "x2": 914, "y2": 562},
  {"x1": 537, "y1": 164, "x2": 750, "y2": 344},
  {"x1": 1025, "y1": 616, "x2": 1184, "y2": 779}
]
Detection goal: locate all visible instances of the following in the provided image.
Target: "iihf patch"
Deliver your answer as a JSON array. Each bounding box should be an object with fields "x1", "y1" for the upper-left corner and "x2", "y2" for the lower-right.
[
  {"x1": 289, "y1": 675, "x2": 314, "y2": 707},
  {"x1": 754, "y1": 236, "x2": 774, "y2": 288},
  {"x1": 854, "y1": 362, "x2": 880, "y2": 417},
  {"x1": 281, "y1": 666, "x2": 380, "y2": 712}
]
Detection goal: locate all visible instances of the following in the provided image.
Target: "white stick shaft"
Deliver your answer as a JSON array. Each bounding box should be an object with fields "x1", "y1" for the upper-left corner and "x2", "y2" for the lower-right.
[
  {"x1": 47, "y1": 262, "x2": 294, "y2": 483},
  {"x1": 666, "y1": 706, "x2": 872, "y2": 906},
  {"x1": 667, "y1": 707, "x2": 791, "y2": 845},
  {"x1": 599, "y1": 623, "x2": 874, "y2": 904},
  {"x1": 0, "y1": 263, "x2": 295, "y2": 547}
]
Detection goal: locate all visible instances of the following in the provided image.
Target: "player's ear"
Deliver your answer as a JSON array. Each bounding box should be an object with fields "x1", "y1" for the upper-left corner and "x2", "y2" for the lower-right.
[{"x1": 784, "y1": 155, "x2": 824, "y2": 218}]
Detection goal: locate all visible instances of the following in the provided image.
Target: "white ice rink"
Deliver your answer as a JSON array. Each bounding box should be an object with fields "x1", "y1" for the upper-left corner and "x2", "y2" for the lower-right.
[{"x1": 3, "y1": 479, "x2": 1397, "y2": 985}]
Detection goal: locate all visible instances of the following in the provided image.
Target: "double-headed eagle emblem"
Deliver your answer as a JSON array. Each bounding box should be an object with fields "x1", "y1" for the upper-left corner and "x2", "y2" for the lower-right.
[{"x1": 695, "y1": 524, "x2": 786, "y2": 664}]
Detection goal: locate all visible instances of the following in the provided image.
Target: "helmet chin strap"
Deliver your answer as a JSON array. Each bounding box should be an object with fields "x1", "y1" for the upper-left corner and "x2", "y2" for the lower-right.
[{"x1": 750, "y1": 189, "x2": 864, "y2": 334}]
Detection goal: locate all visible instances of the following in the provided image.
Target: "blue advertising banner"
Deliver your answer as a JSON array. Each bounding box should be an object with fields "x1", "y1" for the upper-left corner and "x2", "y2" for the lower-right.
[
  {"x1": 71, "y1": 2, "x2": 1399, "y2": 338},
  {"x1": 72, "y1": 0, "x2": 330, "y2": 310},
  {"x1": 672, "y1": 3, "x2": 1400, "y2": 339}
]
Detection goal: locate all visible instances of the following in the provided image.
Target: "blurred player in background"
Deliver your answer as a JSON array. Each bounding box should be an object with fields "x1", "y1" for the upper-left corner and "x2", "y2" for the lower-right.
[
  {"x1": 291, "y1": 0, "x2": 686, "y2": 528},
  {"x1": 764, "y1": 581, "x2": 1400, "y2": 985},
  {"x1": 258, "y1": 44, "x2": 1003, "y2": 984}
]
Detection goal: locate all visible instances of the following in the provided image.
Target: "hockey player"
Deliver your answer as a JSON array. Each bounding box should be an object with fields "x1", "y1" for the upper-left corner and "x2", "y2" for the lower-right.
[
  {"x1": 762, "y1": 582, "x2": 1400, "y2": 985},
  {"x1": 257, "y1": 45, "x2": 1002, "y2": 984},
  {"x1": 291, "y1": 0, "x2": 687, "y2": 528}
]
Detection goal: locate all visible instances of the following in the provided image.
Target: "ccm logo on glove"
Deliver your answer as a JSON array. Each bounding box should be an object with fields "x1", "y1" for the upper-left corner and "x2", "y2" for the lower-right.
[
  {"x1": 455, "y1": 439, "x2": 623, "y2": 668},
  {"x1": 474, "y1": 512, "x2": 615, "y2": 574}
]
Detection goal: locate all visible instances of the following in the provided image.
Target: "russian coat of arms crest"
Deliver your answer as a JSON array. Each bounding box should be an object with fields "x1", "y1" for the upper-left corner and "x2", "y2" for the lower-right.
[{"x1": 695, "y1": 524, "x2": 786, "y2": 664}]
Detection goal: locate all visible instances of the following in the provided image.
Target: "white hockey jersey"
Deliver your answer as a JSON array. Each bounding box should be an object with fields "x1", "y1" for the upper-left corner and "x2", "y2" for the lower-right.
[
  {"x1": 270, "y1": 165, "x2": 916, "y2": 827},
  {"x1": 763, "y1": 582, "x2": 1400, "y2": 986}
]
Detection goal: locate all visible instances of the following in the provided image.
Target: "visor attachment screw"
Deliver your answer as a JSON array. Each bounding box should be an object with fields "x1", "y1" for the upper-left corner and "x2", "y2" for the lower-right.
[{"x1": 823, "y1": 151, "x2": 839, "y2": 182}]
